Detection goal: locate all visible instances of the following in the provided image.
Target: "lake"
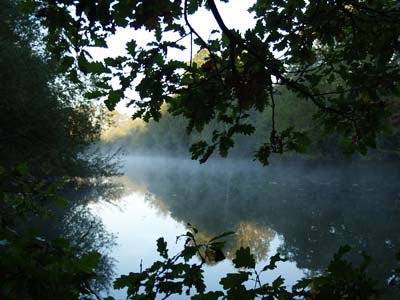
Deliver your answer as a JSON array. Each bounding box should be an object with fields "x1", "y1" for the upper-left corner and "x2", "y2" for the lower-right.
[{"x1": 89, "y1": 156, "x2": 400, "y2": 299}]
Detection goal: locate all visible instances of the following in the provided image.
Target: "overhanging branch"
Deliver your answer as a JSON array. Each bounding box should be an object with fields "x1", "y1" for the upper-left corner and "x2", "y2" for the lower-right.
[{"x1": 206, "y1": 0, "x2": 348, "y2": 118}]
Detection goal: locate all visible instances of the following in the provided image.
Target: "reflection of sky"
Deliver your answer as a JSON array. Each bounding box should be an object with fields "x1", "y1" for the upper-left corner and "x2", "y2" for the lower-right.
[
  {"x1": 90, "y1": 190, "x2": 306, "y2": 299},
  {"x1": 90, "y1": 192, "x2": 187, "y2": 299}
]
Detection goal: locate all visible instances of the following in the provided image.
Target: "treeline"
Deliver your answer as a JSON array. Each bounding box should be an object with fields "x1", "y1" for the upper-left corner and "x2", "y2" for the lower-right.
[{"x1": 103, "y1": 86, "x2": 400, "y2": 161}]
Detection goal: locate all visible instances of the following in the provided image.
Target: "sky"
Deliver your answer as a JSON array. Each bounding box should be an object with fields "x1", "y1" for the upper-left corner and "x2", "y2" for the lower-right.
[{"x1": 89, "y1": 0, "x2": 256, "y2": 114}]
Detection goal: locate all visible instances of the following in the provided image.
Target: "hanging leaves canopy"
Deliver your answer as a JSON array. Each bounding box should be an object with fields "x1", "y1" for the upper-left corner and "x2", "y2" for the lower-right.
[{"x1": 18, "y1": 0, "x2": 400, "y2": 164}]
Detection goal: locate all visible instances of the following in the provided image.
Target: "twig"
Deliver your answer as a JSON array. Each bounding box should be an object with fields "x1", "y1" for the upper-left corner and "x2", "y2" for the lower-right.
[
  {"x1": 269, "y1": 77, "x2": 276, "y2": 137},
  {"x1": 190, "y1": 32, "x2": 193, "y2": 67},
  {"x1": 86, "y1": 284, "x2": 103, "y2": 300},
  {"x1": 161, "y1": 292, "x2": 172, "y2": 300},
  {"x1": 183, "y1": 0, "x2": 223, "y2": 82}
]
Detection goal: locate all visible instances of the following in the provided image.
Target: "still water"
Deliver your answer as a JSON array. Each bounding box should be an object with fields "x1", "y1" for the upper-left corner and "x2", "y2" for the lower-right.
[{"x1": 90, "y1": 156, "x2": 400, "y2": 298}]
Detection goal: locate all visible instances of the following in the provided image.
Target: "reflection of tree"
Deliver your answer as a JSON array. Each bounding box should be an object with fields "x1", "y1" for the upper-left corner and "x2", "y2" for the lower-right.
[
  {"x1": 62, "y1": 206, "x2": 117, "y2": 292},
  {"x1": 227, "y1": 222, "x2": 275, "y2": 262},
  {"x1": 182, "y1": 221, "x2": 274, "y2": 265},
  {"x1": 123, "y1": 158, "x2": 400, "y2": 293},
  {"x1": 29, "y1": 180, "x2": 122, "y2": 292},
  {"x1": 113, "y1": 175, "x2": 148, "y2": 196},
  {"x1": 145, "y1": 192, "x2": 171, "y2": 217}
]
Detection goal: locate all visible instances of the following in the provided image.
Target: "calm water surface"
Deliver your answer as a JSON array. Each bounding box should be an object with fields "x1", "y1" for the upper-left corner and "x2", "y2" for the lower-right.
[{"x1": 90, "y1": 156, "x2": 400, "y2": 299}]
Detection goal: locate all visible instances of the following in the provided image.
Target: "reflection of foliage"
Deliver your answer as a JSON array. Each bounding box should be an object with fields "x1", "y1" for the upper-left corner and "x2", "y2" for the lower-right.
[
  {"x1": 189, "y1": 221, "x2": 275, "y2": 264},
  {"x1": 61, "y1": 178, "x2": 124, "y2": 207},
  {"x1": 0, "y1": 165, "x2": 108, "y2": 299},
  {"x1": 181, "y1": 226, "x2": 231, "y2": 266},
  {"x1": 62, "y1": 206, "x2": 117, "y2": 292},
  {"x1": 31, "y1": 179, "x2": 123, "y2": 294},
  {"x1": 145, "y1": 192, "x2": 171, "y2": 217},
  {"x1": 1, "y1": 229, "x2": 102, "y2": 300},
  {"x1": 0, "y1": 159, "x2": 123, "y2": 298},
  {"x1": 227, "y1": 222, "x2": 275, "y2": 262}
]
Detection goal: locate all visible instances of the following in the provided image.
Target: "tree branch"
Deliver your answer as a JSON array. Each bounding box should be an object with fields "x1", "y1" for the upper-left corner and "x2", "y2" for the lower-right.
[
  {"x1": 206, "y1": 0, "x2": 351, "y2": 119},
  {"x1": 184, "y1": 0, "x2": 220, "y2": 74}
]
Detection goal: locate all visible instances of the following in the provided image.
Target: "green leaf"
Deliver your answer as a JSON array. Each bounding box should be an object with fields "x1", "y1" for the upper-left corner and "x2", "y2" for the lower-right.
[
  {"x1": 77, "y1": 53, "x2": 89, "y2": 73},
  {"x1": 126, "y1": 40, "x2": 137, "y2": 55},
  {"x1": 181, "y1": 246, "x2": 197, "y2": 262},
  {"x1": 17, "y1": 0, "x2": 41, "y2": 13},
  {"x1": 333, "y1": 245, "x2": 352, "y2": 261},
  {"x1": 155, "y1": 27, "x2": 162, "y2": 42},
  {"x1": 159, "y1": 281, "x2": 183, "y2": 294},
  {"x1": 105, "y1": 89, "x2": 124, "y2": 110},
  {"x1": 94, "y1": 38, "x2": 108, "y2": 48},
  {"x1": 157, "y1": 237, "x2": 168, "y2": 259},
  {"x1": 220, "y1": 272, "x2": 249, "y2": 290},
  {"x1": 226, "y1": 284, "x2": 250, "y2": 300},
  {"x1": 262, "y1": 253, "x2": 286, "y2": 271},
  {"x1": 292, "y1": 278, "x2": 312, "y2": 291},
  {"x1": 187, "y1": 0, "x2": 203, "y2": 14},
  {"x1": 58, "y1": 56, "x2": 75, "y2": 72},
  {"x1": 113, "y1": 272, "x2": 146, "y2": 290},
  {"x1": 192, "y1": 291, "x2": 224, "y2": 300},
  {"x1": 86, "y1": 61, "x2": 110, "y2": 74},
  {"x1": 209, "y1": 241, "x2": 225, "y2": 251},
  {"x1": 95, "y1": 81, "x2": 111, "y2": 89},
  {"x1": 232, "y1": 247, "x2": 255, "y2": 269},
  {"x1": 272, "y1": 276, "x2": 285, "y2": 288},
  {"x1": 213, "y1": 249, "x2": 226, "y2": 263}
]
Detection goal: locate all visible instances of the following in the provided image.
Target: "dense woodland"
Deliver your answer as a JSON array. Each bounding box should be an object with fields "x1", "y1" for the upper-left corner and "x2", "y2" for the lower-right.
[
  {"x1": 0, "y1": 1, "x2": 120, "y2": 298},
  {"x1": 1, "y1": 0, "x2": 400, "y2": 299}
]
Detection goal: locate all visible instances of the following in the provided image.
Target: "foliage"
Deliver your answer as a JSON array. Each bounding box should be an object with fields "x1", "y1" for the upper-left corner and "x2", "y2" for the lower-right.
[
  {"x1": 0, "y1": 2, "x2": 120, "y2": 298},
  {"x1": 108, "y1": 227, "x2": 384, "y2": 300},
  {"x1": 123, "y1": 157, "x2": 400, "y2": 291},
  {"x1": 101, "y1": 92, "x2": 400, "y2": 161},
  {"x1": 0, "y1": 164, "x2": 106, "y2": 300},
  {"x1": 2, "y1": 1, "x2": 400, "y2": 299},
  {"x1": 1, "y1": 161, "x2": 398, "y2": 299},
  {"x1": 0, "y1": 0, "x2": 117, "y2": 179},
  {"x1": 18, "y1": 0, "x2": 400, "y2": 164}
]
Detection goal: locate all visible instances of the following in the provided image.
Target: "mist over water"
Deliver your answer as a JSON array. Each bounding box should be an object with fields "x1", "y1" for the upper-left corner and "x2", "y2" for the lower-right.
[{"x1": 91, "y1": 155, "x2": 400, "y2": 298}]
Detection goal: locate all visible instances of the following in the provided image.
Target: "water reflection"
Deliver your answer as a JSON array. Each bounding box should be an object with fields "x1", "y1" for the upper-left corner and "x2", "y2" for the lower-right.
[
  {"x1": 231, "y1": 222, "x2": 275, "y2": 262},
  {"x1": 31, "y1": 179, "x2": 123, "y2": 292},
  {"x1": 90, "y1": 191, "x2": 189, "y2": 299},
  {"x1": 119, "y1": 156, "x2": 400, "y2": 290}
]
